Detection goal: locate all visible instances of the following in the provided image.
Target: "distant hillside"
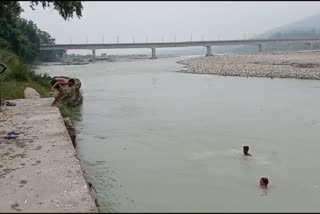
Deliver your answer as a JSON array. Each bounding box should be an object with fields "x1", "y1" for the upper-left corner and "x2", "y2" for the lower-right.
[
  {"x1": 259, "y1": 13, "x2": 320, "y2": 39},
  {"x1": 217, "y1": 13, "x2": 320, "y2": 54},
  {"x1": 160, "y1": 13, "x2": 320, "y2": 57}
]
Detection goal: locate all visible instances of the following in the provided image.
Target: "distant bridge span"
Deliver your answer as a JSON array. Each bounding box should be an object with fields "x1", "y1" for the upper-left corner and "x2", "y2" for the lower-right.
[{"x1": 40, "y1": 38, "x2": 320, "y2": 60}]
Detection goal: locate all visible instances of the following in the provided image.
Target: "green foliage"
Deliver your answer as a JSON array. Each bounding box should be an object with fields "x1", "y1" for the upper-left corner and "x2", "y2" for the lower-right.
[
  {"x1": 5, "y1": 63, "x2": 28, "y2": 82},
  {"x1": 0, "y1": 38, "x2": 11, "y2": 49},
  {"x1": 58, "y1": 102, "x2": 82, "y2": 121},
  {"x1": 0, "y1": 1, "x2": 83, "y2": 20},
  {"x1": 0, "y1": 1, "x2": 82, "y2": 63},
  {"x1": 1, "y1": 79, "x2": 51, "y2": 100},
  {"x1": 0, "y1": 9, "x2": 40, "y2": 63},
  {"x1": 0, "y1": 50, "x2": 51, "y2": 100},
  {"x1": 0, "y1": 49, "x2": 20, "y2": 68},
  {"x1": 29, "y1": 1, "x2": 83, "y2": 20},
  {"x1": 36, "y1": 27, "x2": 66, "y2": 62},
  {"x1": 0, "y1": 1, "x2": 84, "y2": 123}
]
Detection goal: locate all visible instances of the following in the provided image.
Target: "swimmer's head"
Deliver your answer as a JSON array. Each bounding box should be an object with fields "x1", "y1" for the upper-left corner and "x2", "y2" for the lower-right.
[
  {"x1": 243, "y1": 146, "x2": 250, "y2": 155},
  {"x1": 260, "y1": 177, "x2": 269, "y2": 187}
]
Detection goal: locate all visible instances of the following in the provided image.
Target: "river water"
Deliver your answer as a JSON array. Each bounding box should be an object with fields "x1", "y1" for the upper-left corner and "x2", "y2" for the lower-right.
[{"x1": 38, "y1": 56, "x2": 320, "y2": 212}]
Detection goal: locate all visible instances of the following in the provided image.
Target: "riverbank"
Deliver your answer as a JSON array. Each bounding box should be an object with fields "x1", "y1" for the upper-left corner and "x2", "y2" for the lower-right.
[
  {"x1": 177, "y1": 50, "x2": 320, "y2": 80},
  {"x1": 0, "y1": 98, "x2": 98, "y2": 212}
]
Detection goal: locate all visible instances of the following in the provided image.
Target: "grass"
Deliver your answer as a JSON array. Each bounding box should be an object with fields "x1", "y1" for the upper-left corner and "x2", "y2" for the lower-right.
[
  {"x1": 0, "y1": 49, "x2": 52, "y2": 101},
  {"x1": 58, "y1": 101, "x2": 82, "y2": 121},
  {"x1": 1, "y1": 79, "x2": 52, "y2": 100}
]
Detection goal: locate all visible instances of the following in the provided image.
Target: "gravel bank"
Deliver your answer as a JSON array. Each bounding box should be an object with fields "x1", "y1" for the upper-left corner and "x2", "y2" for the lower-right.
[
  {"x1": 0, "y1": 98, "x2": 98, "y2": 212},
  {"x1": 177, "y1": 51, "x2": 320, "y2": 80}
]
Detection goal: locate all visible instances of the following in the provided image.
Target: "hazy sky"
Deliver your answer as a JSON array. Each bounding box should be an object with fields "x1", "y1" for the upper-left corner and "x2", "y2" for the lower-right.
[{"x1": 20, "y1": 1, "x2": 320, "y2": 44}]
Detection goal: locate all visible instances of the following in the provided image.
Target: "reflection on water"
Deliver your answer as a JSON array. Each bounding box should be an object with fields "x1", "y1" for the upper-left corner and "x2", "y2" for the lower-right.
[
  {"x1": 260, "y1": 188, "x2": 268, "y2": 197},
  {"x1": 38, "y1": 57, "x2": 320, "y2": 212}
]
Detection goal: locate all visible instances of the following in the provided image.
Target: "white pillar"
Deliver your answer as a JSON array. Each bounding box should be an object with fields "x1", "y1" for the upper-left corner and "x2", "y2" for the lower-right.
[
  {"x1": 92, "y1": 49, "x2": 96, "y2": 61},
  {"x1": 151, "y1": 48, "x2": 157, "y2": 59},
  {"x1": 205, "y1": 46, "x2": 213, "y2": 57}
]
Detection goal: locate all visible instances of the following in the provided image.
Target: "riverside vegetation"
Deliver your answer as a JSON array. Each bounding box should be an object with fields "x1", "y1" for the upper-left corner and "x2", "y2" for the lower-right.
[{"x1": 0, "y1": 1, "x2": 84, "y2": 118}]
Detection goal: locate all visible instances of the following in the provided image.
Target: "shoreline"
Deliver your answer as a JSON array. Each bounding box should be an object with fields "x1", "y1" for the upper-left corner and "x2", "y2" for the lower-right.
[
  {"x1": 177, "y1": 50, "x2": 320, "y2": 80},
  {"x1": 0, "y1": 98, "x2": 98, "y2": 212}
]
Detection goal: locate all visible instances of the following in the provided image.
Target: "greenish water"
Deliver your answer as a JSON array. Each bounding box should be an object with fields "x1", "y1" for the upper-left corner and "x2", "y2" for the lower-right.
[{"x1": 38, "y1": 56, "x2": 320, "y2": 212}]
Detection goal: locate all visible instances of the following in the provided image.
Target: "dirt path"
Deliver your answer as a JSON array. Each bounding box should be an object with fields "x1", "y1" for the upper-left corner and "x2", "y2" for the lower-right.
[{"x1": 0, "y1": 98, "x2": 97, "y2": 212}]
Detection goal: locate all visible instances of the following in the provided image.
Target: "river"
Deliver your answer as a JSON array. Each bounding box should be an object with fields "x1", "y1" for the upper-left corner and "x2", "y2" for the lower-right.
[{"x1": 38, "y1": 56, "x2": 320, "y2": 212}]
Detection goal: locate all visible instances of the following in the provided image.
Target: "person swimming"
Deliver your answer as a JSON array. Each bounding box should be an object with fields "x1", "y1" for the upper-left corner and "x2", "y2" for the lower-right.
[
  {"x1": 260, "y1": 177, "x2": 269, "y2": 188},
  {"x1": 243, "y1": 146, "x2": 252, "y2": 156}
]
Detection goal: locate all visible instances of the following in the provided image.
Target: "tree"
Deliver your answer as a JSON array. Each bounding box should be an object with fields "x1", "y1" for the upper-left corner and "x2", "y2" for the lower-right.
[
  {"x1": 29, "y1": 1, "x2": 83, "y2": 20},
  {"x1": 16, "y1": 18, "x2": 40, "y2": 62},
  {"x1": 0, "y1": 1, "x2": 84, "y2": 20},
  {"x1": 37, "y1": 29, "x2": 55, "y2": 45},
  {"x1": 0, "y1": 1, "x2": 83, "y2": 63},
  {"x1": 37, "y1": 29, "x2": 66, "y2": 62}
]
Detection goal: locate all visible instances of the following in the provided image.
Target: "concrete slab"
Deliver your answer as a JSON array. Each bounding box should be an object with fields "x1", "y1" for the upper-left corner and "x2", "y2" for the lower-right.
[{"x1": 0, "y1": 98, "x2": 98, "y2": 212}]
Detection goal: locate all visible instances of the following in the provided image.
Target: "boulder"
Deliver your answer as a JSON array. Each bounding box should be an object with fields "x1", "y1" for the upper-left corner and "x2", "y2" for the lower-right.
[{"x1": 24, "y1": 87, "x2": 40, "y2": 99}]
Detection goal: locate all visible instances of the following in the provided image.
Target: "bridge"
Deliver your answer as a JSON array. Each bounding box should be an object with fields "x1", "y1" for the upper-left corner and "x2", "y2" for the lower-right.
[{"x1": 40, "y1": 38, "x2": 320, "y2": 60}]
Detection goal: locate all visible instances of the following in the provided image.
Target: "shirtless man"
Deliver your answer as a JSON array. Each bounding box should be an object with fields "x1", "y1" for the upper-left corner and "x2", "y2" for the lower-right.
[{"x1": 50, "y1": 77, "x2": 75, "y2": 106}]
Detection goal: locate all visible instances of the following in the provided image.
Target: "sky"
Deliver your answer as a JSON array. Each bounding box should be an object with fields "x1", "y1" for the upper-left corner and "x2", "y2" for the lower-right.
[{"x1": 20, "y1": 1, "x2": 320, "y2": 54}]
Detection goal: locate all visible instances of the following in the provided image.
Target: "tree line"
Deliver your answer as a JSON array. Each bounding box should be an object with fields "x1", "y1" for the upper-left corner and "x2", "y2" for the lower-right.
[{"x1": 0, "y1": 1, "x2": 83, "y2": 63}]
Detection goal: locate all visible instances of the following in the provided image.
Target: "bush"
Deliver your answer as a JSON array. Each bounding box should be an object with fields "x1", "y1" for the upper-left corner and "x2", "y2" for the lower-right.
[
  {"x1": 4, "y1": 63, "x2": 28, "y2": 81},
  {"x1": 0, "y1": 49, "x2": 51, "y2": 101},
  {"x1": 58, "y1": 101, "x2": 82, "y2": 121}
]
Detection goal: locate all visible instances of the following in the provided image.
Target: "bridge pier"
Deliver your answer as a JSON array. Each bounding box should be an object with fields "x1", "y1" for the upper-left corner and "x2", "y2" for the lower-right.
[
  {"x1": 205, "y1": 46, "x2": 213, "y2": 57},
  {"x1": 92, "y1": 49, "x2": 96, "y2": 61},
  {"x1": 151, "y1": 48, "x2": 157, "y2": 59},
  {"x1": 258, "y1": 44, "x2": 263, "y2": 52},
  {"x1": 62, "y1": 50, "x2": 67, "y2": 58}
]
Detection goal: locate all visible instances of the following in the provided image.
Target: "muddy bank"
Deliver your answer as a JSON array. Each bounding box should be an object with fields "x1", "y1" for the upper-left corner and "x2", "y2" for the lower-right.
[
  {"x1": 177, "y1": 51, "x2": 320, "y2": 80},
  {"x1": 0, "y1": 98, "x2": 98, "y2": 212}
]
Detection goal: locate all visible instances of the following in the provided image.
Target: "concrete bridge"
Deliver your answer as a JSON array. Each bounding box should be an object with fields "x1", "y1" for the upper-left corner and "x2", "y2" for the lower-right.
[{"x1": 40, "y1": 38, "x2": 320, "y2": 60}]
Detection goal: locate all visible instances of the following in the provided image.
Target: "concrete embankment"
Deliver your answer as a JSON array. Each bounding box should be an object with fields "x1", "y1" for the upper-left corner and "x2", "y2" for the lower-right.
[
  {"x1": 178, "y1": 51, "x2": 320, "y2": 80},
  {"x1": 0, "y1": 98, "x2": 98, "y2": 212}
]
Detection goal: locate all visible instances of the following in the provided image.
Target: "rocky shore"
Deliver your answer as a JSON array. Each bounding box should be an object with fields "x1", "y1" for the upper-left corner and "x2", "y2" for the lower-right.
[{"x1": 177, "y1": 51, "x2": 320, "y2": 80}]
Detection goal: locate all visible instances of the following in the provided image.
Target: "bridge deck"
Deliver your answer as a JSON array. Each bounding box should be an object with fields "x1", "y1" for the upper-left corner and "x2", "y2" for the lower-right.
[{"x1": 40, "y1": 39, "x2": 320, "y2": 50}]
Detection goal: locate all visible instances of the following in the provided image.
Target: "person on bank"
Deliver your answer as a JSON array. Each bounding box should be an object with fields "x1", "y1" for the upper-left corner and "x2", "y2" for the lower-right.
[{"x1": 49, "y1": 77, "x2": 75, "y2": 106}]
